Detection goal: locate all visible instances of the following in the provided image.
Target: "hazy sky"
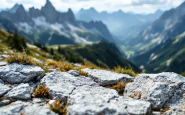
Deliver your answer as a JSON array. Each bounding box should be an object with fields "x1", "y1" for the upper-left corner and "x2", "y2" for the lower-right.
[{"x1": 1, "y1": 0, "x2": 185, "y2": 14}]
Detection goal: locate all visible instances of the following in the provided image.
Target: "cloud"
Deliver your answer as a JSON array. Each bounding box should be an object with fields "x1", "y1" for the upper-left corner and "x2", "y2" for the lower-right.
[
  {"x1": 0, "y1": 0, "x2": 184, "y2": 14},
  {"x1": 132, "y1": 0, "x2": 165, "y2": 5}
]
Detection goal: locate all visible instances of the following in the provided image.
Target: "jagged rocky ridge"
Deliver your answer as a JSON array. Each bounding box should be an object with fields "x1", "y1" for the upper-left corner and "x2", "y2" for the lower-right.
[
  {"x1": 0, "y1": 59, "x2": 185, "y2": 114},
  {"x1": 0, "y1": 0, "x2": 114, "y2": 45}
]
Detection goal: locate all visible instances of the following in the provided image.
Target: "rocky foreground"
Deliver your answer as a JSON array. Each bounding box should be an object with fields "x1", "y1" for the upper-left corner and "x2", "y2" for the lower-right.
[{"x1": 0, "y1": 62, "x2": 185, "y2": 115}]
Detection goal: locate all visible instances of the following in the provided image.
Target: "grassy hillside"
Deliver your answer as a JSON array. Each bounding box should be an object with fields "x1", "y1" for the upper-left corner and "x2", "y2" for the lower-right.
[
  {"x1": 74, "y1": 41, "x2": 140, "y2": 71},
  {"x1": 132, "y1": 34, "x2": 185, "y2": 74},
  {"x1": 0, "y1": 29, "x2": 140, "y2": 72}
]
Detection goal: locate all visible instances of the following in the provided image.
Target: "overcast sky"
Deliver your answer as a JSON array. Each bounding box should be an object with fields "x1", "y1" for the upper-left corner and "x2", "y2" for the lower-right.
[{"x1": 1, "y1": 0, "x2": 185, "y2": 14}]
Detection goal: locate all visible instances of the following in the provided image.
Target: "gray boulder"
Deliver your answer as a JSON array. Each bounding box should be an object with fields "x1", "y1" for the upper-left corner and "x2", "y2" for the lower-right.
[
  {"x1": 124, "y1": 72, "x2": 185, "y2": 110},
  {"x1": 5, "y1": 83, "x2": 31, "y2": 100},
  {"x1": 0, "y1": 83, "x2": 11, "y2": 97},
  {"x1": 40, "y1": 72, "x2": 97, "y2": 99},
  {"x1": 82, "y1": 68, "x2": 133, "y2": 86},
  {"x1": 0, "y1": 63, "x2": 45, "y2": 84}
]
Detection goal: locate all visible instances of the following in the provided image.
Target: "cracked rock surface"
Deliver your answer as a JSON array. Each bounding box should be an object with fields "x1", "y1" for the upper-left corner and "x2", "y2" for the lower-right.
[
  {"x1": 1, "y1": 62, "x2": 185, "y2": 115},
  {"x1": 82, "y1": 68, "x2": 134, "y2": 86},
  {"x1": 124, "y1": 72, "x2": 185, "y2": 110},
  {"x1": 4, "y1": 83, "x2": 31, "y2": 100},
  {"x1": 0, "y1": 83, "x2": 11, "y2": 97},
  {"x1": 40, "y1": 72, "x2": 98, "y2": 99}
]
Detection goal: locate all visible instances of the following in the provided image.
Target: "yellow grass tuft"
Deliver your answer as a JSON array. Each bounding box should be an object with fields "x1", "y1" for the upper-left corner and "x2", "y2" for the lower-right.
[
  {"x1": 6, "y1": 51, "x2": 49, "y2": 72},
  {"x1": 33, "y1": 84, "x2": 49, "y2": 98},
  {"x1": 113, "y1": 66, "x2": 137, "y2": 77},
  {"x1": 107, "y1": 82, "x2": 127, "y2": 95},
  {"x1": 50, "y1": 98, "x2": 68, "y2": 115}
]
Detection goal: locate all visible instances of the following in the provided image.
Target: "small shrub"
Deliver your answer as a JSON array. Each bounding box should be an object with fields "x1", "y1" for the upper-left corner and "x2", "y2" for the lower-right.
[
  {"x1": 50, "y1": 98, "x2": 68, "y2": 115},
  {"x1": 6, "y1": 32, "x2": 27, "y2": 51},
  {"x1": 181, "y1": 72, "x2": 185, "y2": 77},
  {"x1": 113, "y1": 66, "x2": 137, "y2": 77},
  {"x1": 107, "y1": 82, "x2": 126, "y2": 95},
  {"x1": 33, "y1": 84, "x2": 49, "y2": 98}
]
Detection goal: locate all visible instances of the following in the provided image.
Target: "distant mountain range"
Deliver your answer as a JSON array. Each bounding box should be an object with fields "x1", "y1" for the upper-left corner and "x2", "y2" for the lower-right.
[
  {"x1": 129, "y1": 1, "x2": 185, "y2": 54},
  {"x1": 131, "y1": 1, "x2": 185, "y2": 74},
  {"x1": 76, "y1": 8, "x2": 163, "y2": 43},
  {"x1": 0, "y1": 0, "x2": 114, "y2": 45}
]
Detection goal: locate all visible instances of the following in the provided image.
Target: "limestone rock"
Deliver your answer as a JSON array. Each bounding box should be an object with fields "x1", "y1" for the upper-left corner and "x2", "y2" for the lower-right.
[
  {"x1": 68, "y1": 85, "x2": 151, "y2": 115},
  {"x1": 0, "y1": 83, "x2": 11, "y2": 97},
  {"x1": 124, "y1": 72, "x2": 185, "y2": 110},
  {"x1": 0, "y1": 61, "x2": 8, "y2": 66},
  {"x1": 22, "y1": 104, "x2": 57, "y2": 115},
  {"x1": 40, "y1": 72, "x2": 97, "y2": 99},
  {"x1": 5, "y1": 83, "x2": 31, "y2": 100},
  {"x1": 68, "y1": 70, "x2": 80, "y2": 76},
  {"x1": 74, "y1": 63, "x2": 82, "y2": 67},
  {"x1": 0, "y1": 63, "x2": 45, "y2": 84},
  {"x1": 82, "y1": 68, "x2": 133, "y2": 86},
  {"x1": 0, "y1": 99, "x2": 11, "y2": 106},
  {"x1": 0, "y1": 101, "x2": 27, "y2": 115},
  {"x1": 164, "y1": 109, "x2": 185, "y2": 115}
]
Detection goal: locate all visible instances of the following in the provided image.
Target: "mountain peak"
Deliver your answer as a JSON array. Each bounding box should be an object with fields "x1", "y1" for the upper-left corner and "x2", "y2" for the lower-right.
[
  {"x1": 88, "y1": 7, "x2": 97, "y2": 13},
  {"x1": 9, "y1": 4, "x2": 25, "y2": 13},
  {"x1": 68, "y1": 8, "x2": 73, "y2": 14},
  {"x1": 43, "y1": 0, "x2": 55, "y2": 11}
]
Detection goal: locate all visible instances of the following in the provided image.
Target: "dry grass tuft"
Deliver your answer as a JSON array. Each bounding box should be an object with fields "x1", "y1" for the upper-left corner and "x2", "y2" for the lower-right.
[
  {"x1": 181, "y1": 72, "x2": 185, "y2": 77},
  {"x1": 78, "y1": 69, "x2": 88, "y2": 76},
  {"x1": 50, "y1": 98, "x2": 68, "y2": 115},
  {"x1": 59, "y1": 63, "x2": 74, "y2": 72},
  {"x1": 6, "y1": 51, "x2": 49, "y2": 72},
  {"x1": 7, "y1": 51, "x2": 34, "y2": 65},
  {"x1": 33, "y1": 84, "x2": 49, "y2": 98},
  {"x1": 46, "y1": 60, "x2": 59, "y2": 68},
  {"x1": 113, "y1": 66, "x2": 137, "y2": 77},
  {"x1": 107, "y1": 82, "x2": 127, "y2": 95},
  {"x1": 46, "y1": 60, "x2": 75, "y2": 72},
  {"x1": 160, "y1": 106, "x2": 170, "y2": 113}
]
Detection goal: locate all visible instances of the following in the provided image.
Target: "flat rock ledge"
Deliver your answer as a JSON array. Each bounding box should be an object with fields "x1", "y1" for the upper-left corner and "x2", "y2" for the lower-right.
[{"x1": 82, "y1": 68, "x2": 134, "y2": 86}]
